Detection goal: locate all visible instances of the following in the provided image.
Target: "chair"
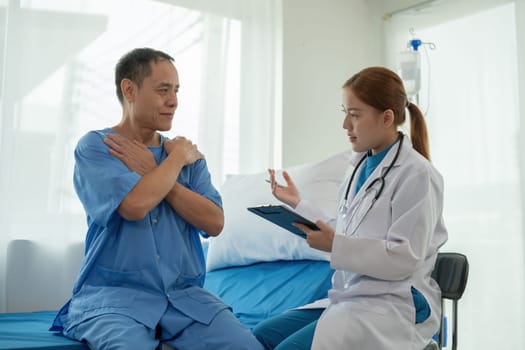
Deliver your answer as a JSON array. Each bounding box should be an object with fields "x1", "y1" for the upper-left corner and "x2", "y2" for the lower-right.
[{"x1": 424, "y1": 252, "x2": 469, "y2": 350}]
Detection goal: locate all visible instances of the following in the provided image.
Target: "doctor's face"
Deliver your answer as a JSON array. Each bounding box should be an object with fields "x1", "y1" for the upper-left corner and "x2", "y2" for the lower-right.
[{"x1": 342, "y1": 87, "x2": 386, "y2": 154}]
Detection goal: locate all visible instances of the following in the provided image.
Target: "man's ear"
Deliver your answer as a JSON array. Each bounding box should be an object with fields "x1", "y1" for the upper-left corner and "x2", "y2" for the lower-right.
[
  {"x1": 120, "y1": 79, "x2": 135, "y2": 103},
  {"x1": 383, "y1": 109, "x2": 395, "y2": 128}
]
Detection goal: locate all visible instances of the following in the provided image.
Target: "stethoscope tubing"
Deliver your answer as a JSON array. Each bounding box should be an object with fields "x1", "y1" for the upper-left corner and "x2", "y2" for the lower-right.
[
  {"x1": 343, "y1": 131, "x2": 403, "y2": 203},
  {"x1": 339, "y1": 132, "x2": 404, "y2": 235}
]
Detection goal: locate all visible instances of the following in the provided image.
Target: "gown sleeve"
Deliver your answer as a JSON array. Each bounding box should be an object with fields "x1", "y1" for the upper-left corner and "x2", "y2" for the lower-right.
[
  {"x1": 73, "y1": 130, "x2": 141, "y2": 227},
  {"x1": 186, "y1": 158, "x2": 222, "y2": 209}
]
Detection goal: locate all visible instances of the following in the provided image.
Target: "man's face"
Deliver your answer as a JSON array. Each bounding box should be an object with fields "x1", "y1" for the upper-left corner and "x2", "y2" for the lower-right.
[{"x1": 130, "y1": 60, "x2": 179, "y2": 132}]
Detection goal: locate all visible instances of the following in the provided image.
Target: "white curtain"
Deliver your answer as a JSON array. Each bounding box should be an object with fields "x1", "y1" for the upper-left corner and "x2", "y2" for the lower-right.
[
  {"x1": 0, "y1": 0, "x2": 281, "y2": 313},
  {"x1": 384, "y1": 2, "x2": 524, "y2": 349}
]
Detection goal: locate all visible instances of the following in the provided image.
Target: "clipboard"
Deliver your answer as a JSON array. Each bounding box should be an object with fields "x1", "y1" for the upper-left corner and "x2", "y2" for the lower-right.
[{"x1": 247, "y1": 205, "x2": 320, "y2": 239}]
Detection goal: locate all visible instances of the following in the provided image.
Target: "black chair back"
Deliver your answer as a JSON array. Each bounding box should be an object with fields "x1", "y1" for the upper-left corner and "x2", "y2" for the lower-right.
[
  {"x1": 431, "y1": 252, "x2": 469, "y2": 350},
  {"x1": 432, "y1": 252, "x2": 469, "y2": 300}
]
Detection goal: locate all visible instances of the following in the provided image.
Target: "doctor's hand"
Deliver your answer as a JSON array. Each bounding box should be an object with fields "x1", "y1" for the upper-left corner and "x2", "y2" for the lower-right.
[
  {"x1": 104, "y1": 133, "x2": 156, "y2": 176},
  {"x1": 294, "y1": 220, "x2": 334, "y2": 252},
  {"x1": 267, "y1": 169, "x2": 301, "y2": 209}
]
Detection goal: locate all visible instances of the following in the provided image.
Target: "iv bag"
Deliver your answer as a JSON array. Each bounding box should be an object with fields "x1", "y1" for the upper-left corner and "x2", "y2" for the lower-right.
[{"x1": 398, "y1": 50, "x2": 421, "y2": 97}]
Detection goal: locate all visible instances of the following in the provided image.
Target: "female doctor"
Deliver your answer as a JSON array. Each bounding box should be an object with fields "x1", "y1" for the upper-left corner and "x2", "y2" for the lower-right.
[{"x1": 253, "y1": 66, "x2": 448, "y2": 350}]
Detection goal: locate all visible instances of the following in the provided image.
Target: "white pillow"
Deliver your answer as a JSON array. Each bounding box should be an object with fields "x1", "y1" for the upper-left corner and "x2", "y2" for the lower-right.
[{"x1": 206, "y1": 151, "x2": 351, "y2": 271}]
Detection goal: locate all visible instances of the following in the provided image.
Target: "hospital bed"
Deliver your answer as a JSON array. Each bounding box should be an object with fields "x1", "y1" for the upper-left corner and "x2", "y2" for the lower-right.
[{"x1": 0, "y1": 240, "x2": 332, "y2": 349}]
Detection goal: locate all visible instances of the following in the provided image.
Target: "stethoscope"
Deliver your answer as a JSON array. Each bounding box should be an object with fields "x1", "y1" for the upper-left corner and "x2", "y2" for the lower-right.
[{"x1": 339, "y1": 132, "x2": 404, "y2": 226}]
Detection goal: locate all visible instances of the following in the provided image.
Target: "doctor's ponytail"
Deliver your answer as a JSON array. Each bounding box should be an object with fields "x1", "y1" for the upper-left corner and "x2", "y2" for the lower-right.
[
  {"x1": 407, "y1": 102, "x2": 430, "y2": 161},
  {"x1": 343, "y1": 66, "x2": 431, "y2": 161}
]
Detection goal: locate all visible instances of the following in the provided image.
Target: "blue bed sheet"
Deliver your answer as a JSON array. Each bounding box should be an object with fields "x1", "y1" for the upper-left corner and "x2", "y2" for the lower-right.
[
  {"x1": 204, "y1": 259, "x2": 333, "y2": 329},
  {"x1": 0, "y1": 311, "x2": 87, "y2": 349}
]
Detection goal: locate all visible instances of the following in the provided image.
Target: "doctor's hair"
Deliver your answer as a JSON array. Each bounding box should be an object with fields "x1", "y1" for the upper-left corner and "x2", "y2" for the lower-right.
[
  {"x1": 343, "y1": 66, "x2": 430, "y2": 161},
  {"x1": 115, "y1": 48, "x2": 174, "y2": 105}
]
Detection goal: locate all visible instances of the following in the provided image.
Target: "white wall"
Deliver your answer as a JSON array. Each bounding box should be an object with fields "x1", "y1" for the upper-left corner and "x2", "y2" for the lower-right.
[
  {"x1": 281, "y1": 0, "x2": 383, "y2": 167},
  {"x1": 516, "y1": 0, "x2": 525, "y2": 249},
  {"x1": 279, "y1": 0, "x2": 520, "y2": 168},
  {"x1": 515, "y1": 2, "x2": 525, "y2": 331}
]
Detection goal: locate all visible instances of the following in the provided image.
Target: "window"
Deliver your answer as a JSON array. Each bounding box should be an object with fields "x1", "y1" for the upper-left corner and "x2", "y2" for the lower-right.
[{"x1": 0, "y1": 0, "x2": 281, "y2": 312}]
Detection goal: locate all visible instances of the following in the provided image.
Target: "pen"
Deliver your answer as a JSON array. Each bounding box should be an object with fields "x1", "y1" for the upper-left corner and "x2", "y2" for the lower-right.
[{"x1": 265, "y1": 179, "x2": 284, "y2": 187}]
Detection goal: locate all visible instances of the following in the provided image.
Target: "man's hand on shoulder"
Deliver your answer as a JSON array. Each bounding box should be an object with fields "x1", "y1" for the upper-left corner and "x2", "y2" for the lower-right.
[
  {"x1": 164, "y1": 136, "x2": 204, "y2": 166},
  {"x1": 104, "y1": 133, "x2": 157, "y2": 176}
]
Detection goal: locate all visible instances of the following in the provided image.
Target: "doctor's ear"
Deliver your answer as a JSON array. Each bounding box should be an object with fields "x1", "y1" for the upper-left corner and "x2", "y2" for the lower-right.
[{"x1": 382, "y1": 109, "x2": 395, "y2": 128}]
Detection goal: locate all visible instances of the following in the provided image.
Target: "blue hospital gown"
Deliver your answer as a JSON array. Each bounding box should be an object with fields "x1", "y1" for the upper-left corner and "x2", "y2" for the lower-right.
[{"x1": 52, "y1": 128, "x2": 228, "y2": 332}]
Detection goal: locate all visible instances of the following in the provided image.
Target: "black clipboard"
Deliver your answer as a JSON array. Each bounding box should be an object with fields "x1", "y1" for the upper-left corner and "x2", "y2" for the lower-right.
[{"x1": 247, "y1": 205, "x2": 320, "y2": 239}]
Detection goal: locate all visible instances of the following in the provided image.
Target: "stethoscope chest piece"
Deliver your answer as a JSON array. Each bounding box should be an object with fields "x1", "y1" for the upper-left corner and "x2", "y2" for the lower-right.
[{"x1": 339, "y1": 200, "x2": 350, "y2": 218}]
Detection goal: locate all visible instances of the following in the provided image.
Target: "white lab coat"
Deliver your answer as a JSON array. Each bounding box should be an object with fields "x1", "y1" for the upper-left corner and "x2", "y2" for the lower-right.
[{"x1": 295, "y1": 133, "x2": 448, "y2": 350}]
